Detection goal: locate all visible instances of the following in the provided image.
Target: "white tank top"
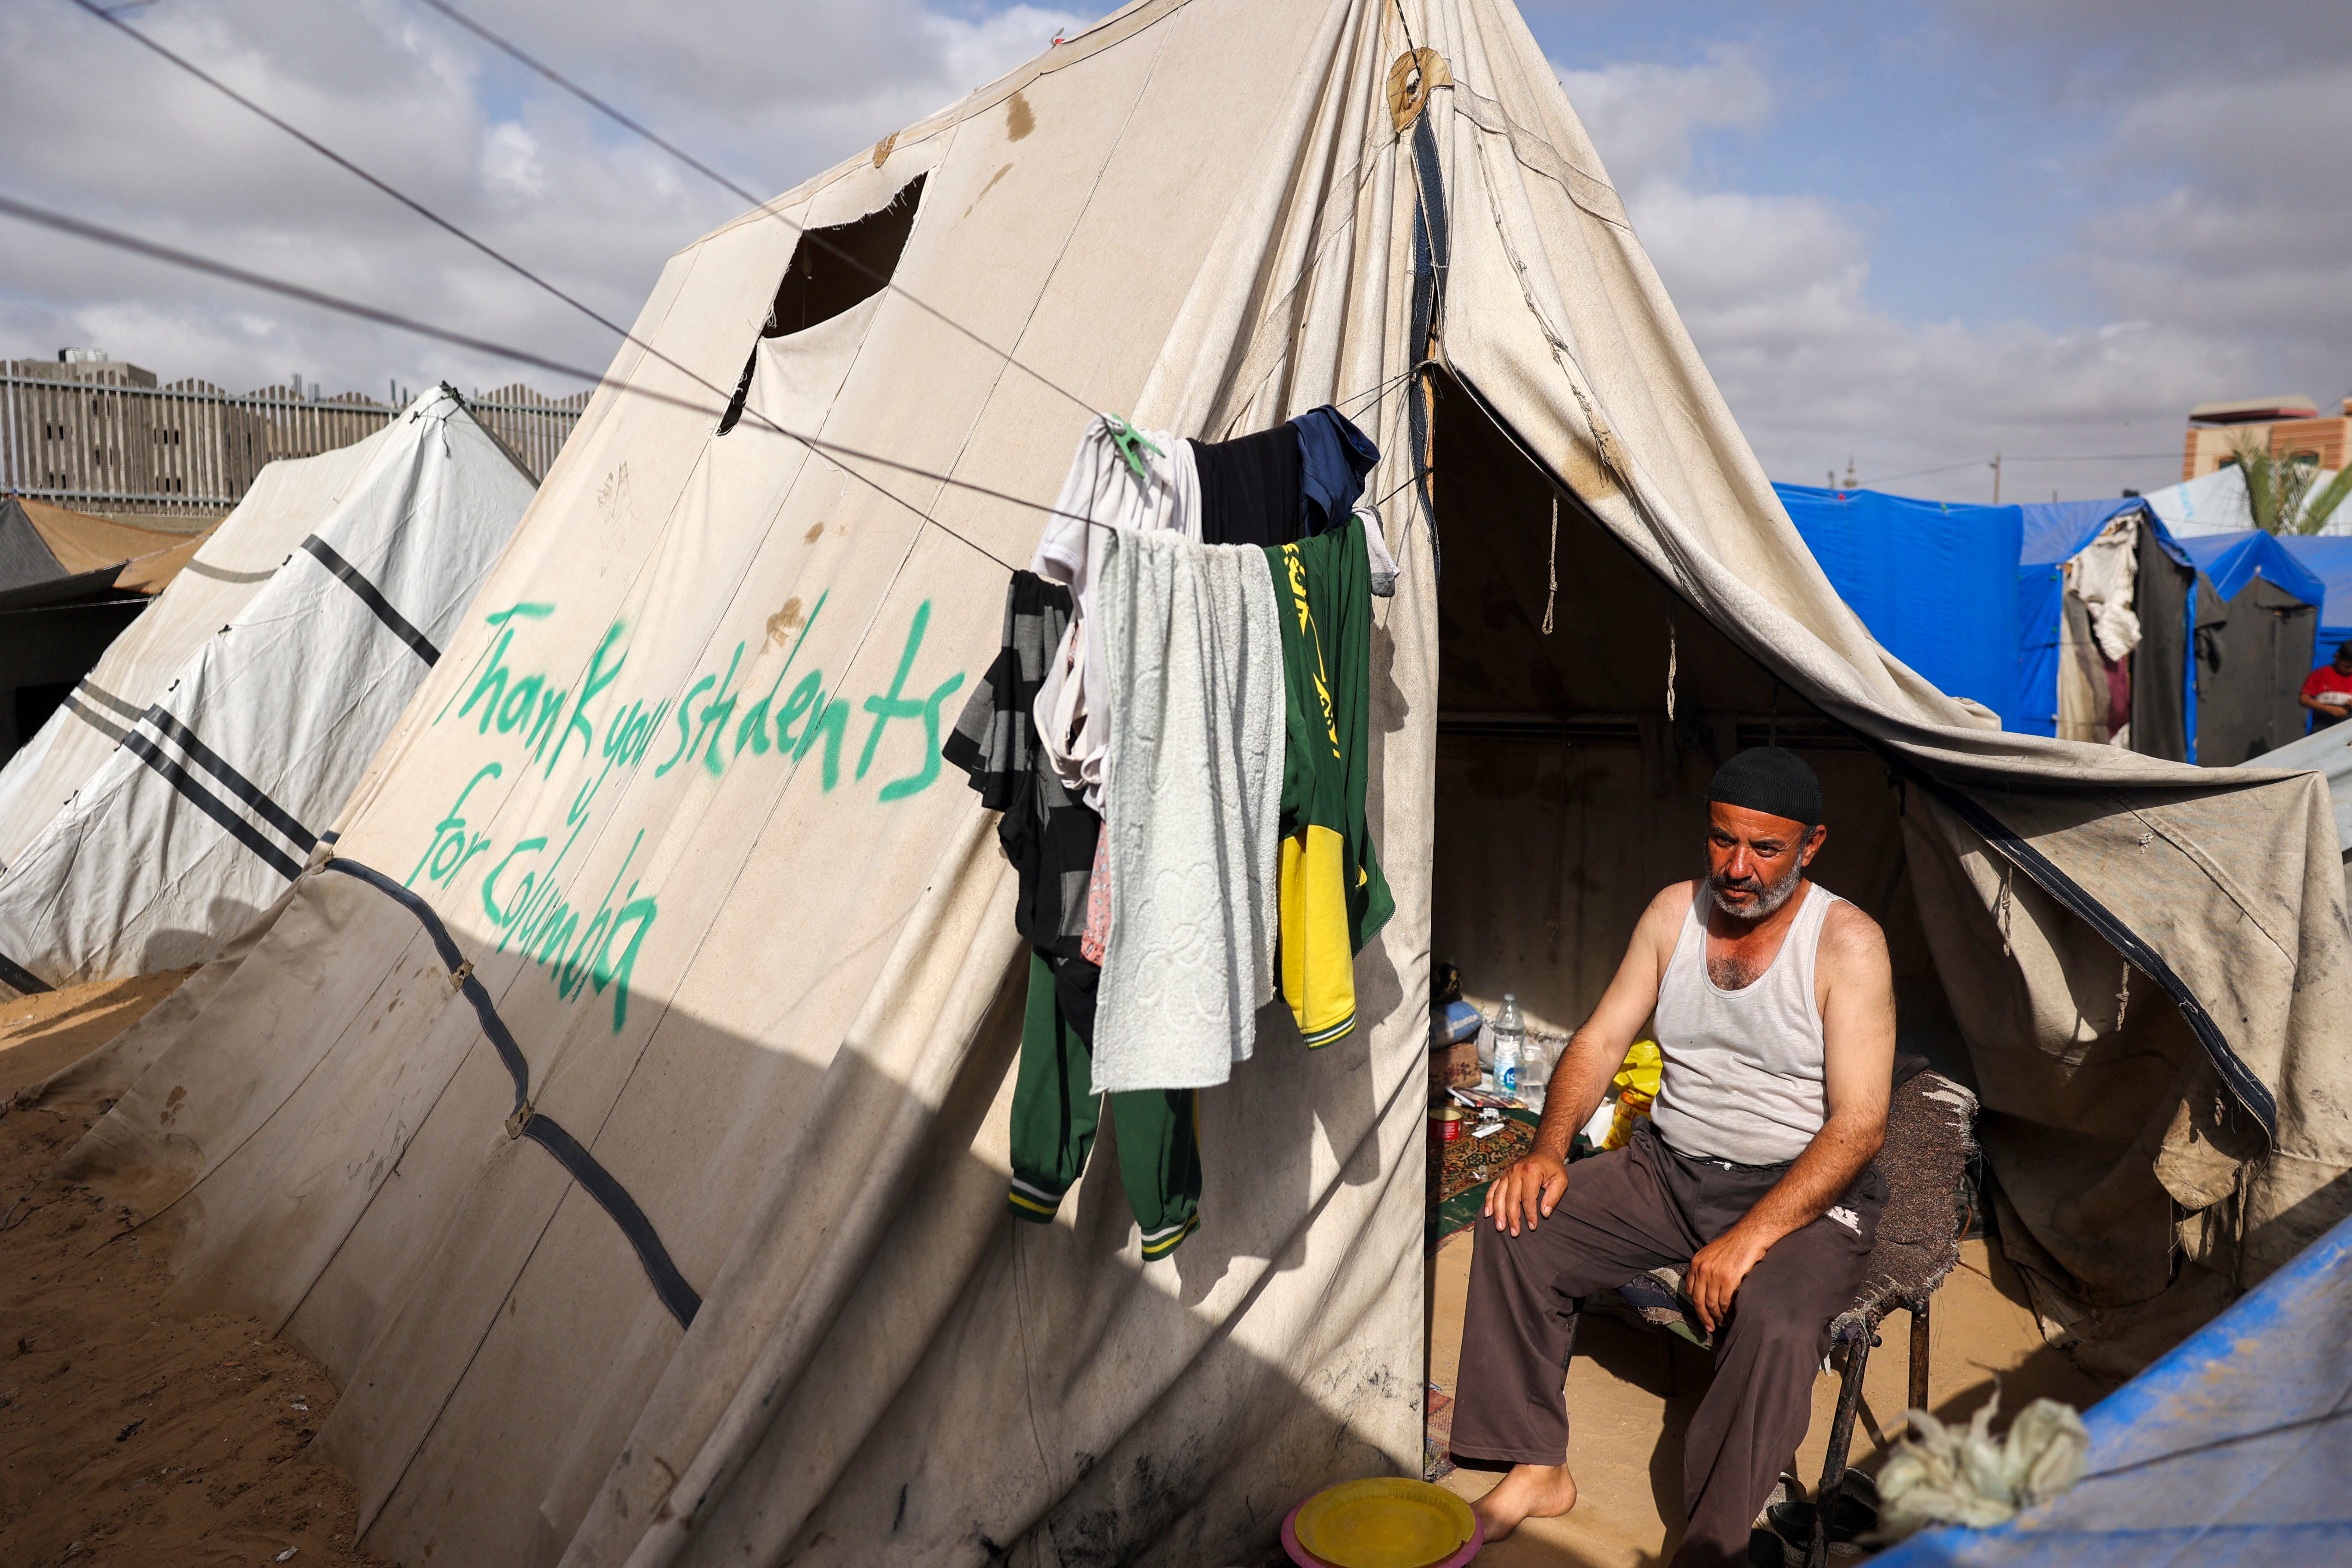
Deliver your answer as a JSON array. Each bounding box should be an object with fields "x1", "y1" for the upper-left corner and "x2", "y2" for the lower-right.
[{"x1": 1649, "y1": 882, "x2": 1840, "y2": 1165}]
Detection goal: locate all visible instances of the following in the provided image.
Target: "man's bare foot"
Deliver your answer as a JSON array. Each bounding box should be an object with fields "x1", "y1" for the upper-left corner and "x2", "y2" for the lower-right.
[{"x1": 1471, "y1": 1462, "x2": 1578, "y2": 1541}]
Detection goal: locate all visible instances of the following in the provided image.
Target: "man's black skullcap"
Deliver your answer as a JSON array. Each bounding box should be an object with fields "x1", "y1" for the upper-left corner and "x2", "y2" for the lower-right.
[{"x1": 1707, "y1": 746, "x2": 1822, "y2": 827}]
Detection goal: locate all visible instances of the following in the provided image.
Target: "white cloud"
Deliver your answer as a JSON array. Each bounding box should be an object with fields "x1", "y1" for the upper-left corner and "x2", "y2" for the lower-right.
[
  {"x1": 1550, "y1": 47, "x2": 2267, "y2": 501},
  {"x1": 1556, "y1": 46, "x2": 1773, "y2": 190},
  {"x1": 481, "y1": 123, "x2": 546, "y2": 201},
  {"x1": 0, "y1": 0, "x2": 1087, "y2": 401}
]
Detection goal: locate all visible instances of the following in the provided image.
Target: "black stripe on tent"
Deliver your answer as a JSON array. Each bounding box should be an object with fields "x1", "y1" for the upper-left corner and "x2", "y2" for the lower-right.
[
  {"x1": 77, "y1": 680, "x2": 145, "y2": 724},
  {"x1": 0, "y1": 949, "x2": 52, "y2": 995},
  {"x1": 519, "y1": 1115, "x2": 702, "y2": 1327},
  {"x1": 320, "y1": 858, "x2": 700, "y2": 1328},
  {"x1": 143, "y1": 707, "x2": 317, "y2": 855},
  {"x1": 322, "y1": 859, "x2": 529, "y2": 1104},
  {"x1": 63, "y1": 692, "x2": 132, "y2": 746},
  {"x1": 298, "y1": 535, "x2": 440, "y2": 665},
  {"x1": 121, "y1": 731, "x2": 304, "y2": 881},
  {"x1": 1910, "y1": 773, "x2": 2278, "y2": 1138}
]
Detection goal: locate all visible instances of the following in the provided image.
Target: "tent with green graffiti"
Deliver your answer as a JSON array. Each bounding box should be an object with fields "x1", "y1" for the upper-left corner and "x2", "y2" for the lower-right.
[
  {"x1": 21, "y1": 1, "x2": 2352, "y2": 1565},
  {"x1": 0, "y1": 388, "x2": 534, "y2": 995}
]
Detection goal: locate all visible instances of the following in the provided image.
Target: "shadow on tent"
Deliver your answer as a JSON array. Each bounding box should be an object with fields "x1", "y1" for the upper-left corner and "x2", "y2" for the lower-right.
[{"x1": 31, "y1": 861, "x2": 1405, "y2": 1568}]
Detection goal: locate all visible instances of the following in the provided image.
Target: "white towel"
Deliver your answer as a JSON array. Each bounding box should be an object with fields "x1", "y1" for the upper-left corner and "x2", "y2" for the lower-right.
[
  {"x1": 1032, "y1": 416, "x2": 1200, "y2": 812},
  {"x1": 1090, "y1": 527, "x2": 1283, "y2": 1093}
]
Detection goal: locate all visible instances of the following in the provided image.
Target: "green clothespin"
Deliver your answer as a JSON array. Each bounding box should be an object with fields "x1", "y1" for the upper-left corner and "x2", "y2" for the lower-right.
[{"x1": 1103, "y1": 414, "x2": 1164, "y2": 484}]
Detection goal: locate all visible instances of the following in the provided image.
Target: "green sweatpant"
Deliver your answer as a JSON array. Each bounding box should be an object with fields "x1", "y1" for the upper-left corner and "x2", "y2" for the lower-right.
[{"x1": 1007, "y1": 950, "x2": 1202, "y2": 1259}]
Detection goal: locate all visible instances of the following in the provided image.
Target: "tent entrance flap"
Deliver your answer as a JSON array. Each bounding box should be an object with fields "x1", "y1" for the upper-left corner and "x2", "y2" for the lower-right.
[{"x1": 1425, "y1": 371, "x2": 1968, "y2": 1087}]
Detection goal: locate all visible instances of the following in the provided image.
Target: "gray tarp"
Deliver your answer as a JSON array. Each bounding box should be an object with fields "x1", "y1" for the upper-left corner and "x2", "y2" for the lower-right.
[{"x1": 27, "y1": 1, "x2": 2352, "y2": 1564}]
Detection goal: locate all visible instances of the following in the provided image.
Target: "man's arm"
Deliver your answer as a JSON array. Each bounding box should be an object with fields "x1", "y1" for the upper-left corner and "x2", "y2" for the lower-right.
[
  {"x1": 1682, "y1": 901, "x2": 1896, "y2": 1331},
  {"x1": 1482, "y1": 883, "x2": 1688, "y2": 1236}
]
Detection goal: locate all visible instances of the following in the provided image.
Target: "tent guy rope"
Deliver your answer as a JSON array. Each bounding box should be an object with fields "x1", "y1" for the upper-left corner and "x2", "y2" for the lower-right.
[{"x1": 407, "y1": 0, "x2": 1102, "y2": 421}]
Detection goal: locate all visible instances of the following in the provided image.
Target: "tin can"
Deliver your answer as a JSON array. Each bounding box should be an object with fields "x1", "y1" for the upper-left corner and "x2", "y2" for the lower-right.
[{"x1": 1430, "y1": 1106, "x2": 1463, "y2": 1142}]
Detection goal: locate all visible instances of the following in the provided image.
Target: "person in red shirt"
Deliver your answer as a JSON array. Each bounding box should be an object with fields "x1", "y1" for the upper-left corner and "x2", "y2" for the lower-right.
[{"x1": 2299, "y1": 642, "x2": 2352, "y2": 729}]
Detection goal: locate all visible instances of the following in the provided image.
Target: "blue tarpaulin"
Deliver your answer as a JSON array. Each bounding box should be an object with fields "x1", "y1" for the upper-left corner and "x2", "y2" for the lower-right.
[
  {"x1": 1777, "y1": 484, "x2": 2024, "y2": 725},
  {"x1": 1872, "y1": 1208, "x2": 2352, "y2": 1567},
  {"x1": 2276, "y1": 535, "x2": 2352, "y2": 666},
  {"x1": 2013, "y1": 498, "x2": 2196, "y2": 742},
  {"x1": 2178, "y1": 531, "x2": 2327, "y2": 611}
]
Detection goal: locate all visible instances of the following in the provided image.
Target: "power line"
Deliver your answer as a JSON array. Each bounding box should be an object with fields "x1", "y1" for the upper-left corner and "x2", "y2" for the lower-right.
[
  {"x1": 67, "y1": 0, "x2": 647, "y2": 356},
  {"x1": 1863, "y1": 458, "x2": 1986, "y2": 486},
  {"x1": 2001, "y1": 451, "x2": 2179, "y2": 463},
  {"x1": 0, "y1": 191, "x2": 1052, "y2": 572},
  {"x1": 1864, "y1": 450, "x2": 2181, "y2": 488},
  {"x1": 407, "y1": 0, "x2": 1098, "y2": 419},
  {"x1": 3, "y1": 186, "x2": 1430, "y2": 582}
]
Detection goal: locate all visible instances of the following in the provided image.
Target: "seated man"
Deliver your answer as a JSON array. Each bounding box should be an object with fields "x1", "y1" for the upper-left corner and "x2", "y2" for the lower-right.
[{"x1": 1451, "y1": 746, "x2": 1894, "y2": 1568}]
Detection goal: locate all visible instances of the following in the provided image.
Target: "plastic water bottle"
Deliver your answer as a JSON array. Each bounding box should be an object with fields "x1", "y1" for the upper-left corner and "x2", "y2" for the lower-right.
[{"x1": 1492, "y1": 993, "x2": 1526, "y2": 1097}]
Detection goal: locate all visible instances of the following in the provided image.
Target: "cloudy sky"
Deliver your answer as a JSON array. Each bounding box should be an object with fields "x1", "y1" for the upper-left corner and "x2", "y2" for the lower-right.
[{"x1": 3, "y1": 0, "x2": 2347, "y2": 505}]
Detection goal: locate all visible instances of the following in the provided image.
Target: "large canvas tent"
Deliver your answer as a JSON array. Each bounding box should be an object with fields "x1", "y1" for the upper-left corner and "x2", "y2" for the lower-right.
[
  {"x1": 0, "y1": 408, "x2": 393, "y2": 869},
  {"x1": 0, "y1": 388, "x2": 534, "y2": 992},
  {"x1": 20, "y1": 2, "x2": 2352, "y2": 1564}
]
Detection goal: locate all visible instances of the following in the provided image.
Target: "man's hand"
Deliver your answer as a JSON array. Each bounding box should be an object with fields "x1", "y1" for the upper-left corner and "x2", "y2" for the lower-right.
[
  {"x1": 1484, "y1": 1151, "x2": 1569, "y2": 1237},
  {"x1": 1684, "y1": 1224, "x2": 1771, "y2": 1332}
]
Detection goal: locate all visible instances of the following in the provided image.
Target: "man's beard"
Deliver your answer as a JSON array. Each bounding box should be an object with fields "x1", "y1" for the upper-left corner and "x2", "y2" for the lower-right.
[{"x1": 1708, "y1": 854, "x2": 1806, "y2": 921}]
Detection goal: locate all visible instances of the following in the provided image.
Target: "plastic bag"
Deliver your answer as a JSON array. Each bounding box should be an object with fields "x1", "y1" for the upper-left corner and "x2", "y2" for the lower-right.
[
  {"x1": 1602, "y1": 1039, "x2": 1663, "y2": 1150},
  {"x1": 1873, "y1": 1391, "x2": 2088, "y2": 1541}
]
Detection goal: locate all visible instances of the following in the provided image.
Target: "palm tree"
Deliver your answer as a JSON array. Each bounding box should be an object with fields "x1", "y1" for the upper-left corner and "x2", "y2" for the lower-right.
[{"x1": 2229, "y1": 433, "x2": 2352, "y2": 534}]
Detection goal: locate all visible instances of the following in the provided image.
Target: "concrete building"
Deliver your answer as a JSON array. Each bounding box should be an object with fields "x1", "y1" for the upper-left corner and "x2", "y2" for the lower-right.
[{"x1": 2182, "y1": 394, "x2": 2352, "y2": 481}]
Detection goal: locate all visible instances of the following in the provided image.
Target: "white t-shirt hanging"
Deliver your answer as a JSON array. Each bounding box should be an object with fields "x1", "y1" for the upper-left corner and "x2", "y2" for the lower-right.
[{"x1": 1031, "y1": 415, "x2": 1200, "y2": 812}]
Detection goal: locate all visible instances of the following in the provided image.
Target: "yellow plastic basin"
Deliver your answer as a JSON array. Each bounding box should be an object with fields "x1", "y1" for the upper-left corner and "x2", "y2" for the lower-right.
[{"x1": 1292, "y1": 1478, "x2": 1477, "y2": 1568}]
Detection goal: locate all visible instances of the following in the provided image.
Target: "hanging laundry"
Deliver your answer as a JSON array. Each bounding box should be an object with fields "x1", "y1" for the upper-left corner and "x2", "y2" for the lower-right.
[
  {"x1": 1031, "y1": 414, "x2": 1200, "y2": 812},
  {"x1": 1190, "y1": 423, "x2": 1304, "y2": 547},
  {"x1": 1292, "y1": 404, "x2": 1380, "y2": 537},
  {"x1": 1007, "y1": 951, "x2": 1201, "y2": 1260},
  {"x1": 1079, "y1": 821, "x2": 1112, "y2": 965},
  {"x1": 943, "y1": 573, "x2": 1100, "y2": 997},
  {"x1": 1090, "y1": 527, "x2": 1286, "y2": 1093},
  {"x1": 1356, "y1": 502, "x2": 1400, "y2": 597},
  {"x1": 1265, "y1": 513, "x2": 1394, "y2": 1047}
]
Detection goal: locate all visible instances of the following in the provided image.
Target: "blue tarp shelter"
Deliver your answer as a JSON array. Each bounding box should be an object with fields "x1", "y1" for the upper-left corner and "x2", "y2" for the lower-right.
[
  {"x1": 2178, "y1": 531, "x2": 2327, "y2": 611},
  {"x1": 2275, "y1": 535, "x2": 2352, "y2": 666},
  {"x1": 1776, "y1": 484, "x2": 2024, "y2": 725},
  {"x1": 1874, "y1": 1208, "x2": 2352, "y2": 1566},
  {"x1": 2175, "y1": 532, "x2": 2325, "y2": 762},
  {"x1": 2013, "y1": 499, "x2": 2197, "y2": 750}
]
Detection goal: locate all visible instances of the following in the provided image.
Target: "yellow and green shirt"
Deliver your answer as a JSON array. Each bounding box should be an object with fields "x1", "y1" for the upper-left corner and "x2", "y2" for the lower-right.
[{"x1": 1265, "y1": 514, "x2": 1393, "y2": 1047}]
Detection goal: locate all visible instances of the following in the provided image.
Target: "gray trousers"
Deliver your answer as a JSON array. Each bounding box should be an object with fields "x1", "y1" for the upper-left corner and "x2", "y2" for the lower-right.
[{"x1": 1449, "y1": 1121, "x2": 1884, "y2": 1568}]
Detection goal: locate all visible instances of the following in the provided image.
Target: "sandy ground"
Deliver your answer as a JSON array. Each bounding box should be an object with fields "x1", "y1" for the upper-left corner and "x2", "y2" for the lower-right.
[
  {"x1": 0, "y1": 970, "x2": 2108, "y2": 1568},
  {"x1": 0, "y1": 973, "x2": 392, "y2": 1568},
  {"x1": 1426, "y1": 1220, "x2": 2111, "y2": 1567}
]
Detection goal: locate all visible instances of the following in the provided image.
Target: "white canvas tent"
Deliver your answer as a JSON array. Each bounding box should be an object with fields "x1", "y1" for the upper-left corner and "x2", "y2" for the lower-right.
[
  {"x1": 21, "y1": 1, "x2": 2352, "y2": 1564},
  {"x1": 2147, "y1": 461, "x2": 2350, "y2": 536},
  {"x1": 0, "y1": 388, "x2": 534, "y2": 992}
]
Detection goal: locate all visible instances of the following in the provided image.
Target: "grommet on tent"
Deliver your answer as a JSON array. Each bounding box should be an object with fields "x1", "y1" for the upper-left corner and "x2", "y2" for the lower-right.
[
  {"x1": 504, "y1": 1100, "x2": 534, "y2": 1141},
  {"x1": 1387, "y1": 47, "x2": 1450, "y2": 133}
]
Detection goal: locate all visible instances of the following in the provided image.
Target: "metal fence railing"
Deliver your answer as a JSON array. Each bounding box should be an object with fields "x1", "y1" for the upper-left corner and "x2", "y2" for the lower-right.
[{"x1": 0, "y1": 366, "x2": 588, "y2": 515}]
